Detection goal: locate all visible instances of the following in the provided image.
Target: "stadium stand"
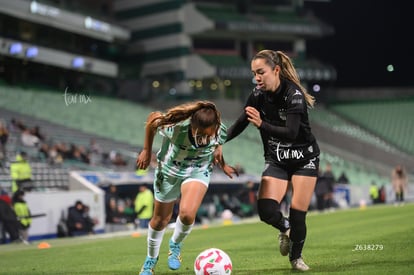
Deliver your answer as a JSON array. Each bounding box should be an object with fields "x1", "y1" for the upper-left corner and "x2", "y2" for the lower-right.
[
  {"x1": 0, "y1": 83, "x2": 398, "y2": 187},
  {"x1": 309, "y1": 106, "x2": 398, "y2": 153},
  {"x1": 0, "y1": 90, "x2": 146, "y2": 193},
  {"x1": 328, "y1": 100, "x2": 414, "y2": 155}
]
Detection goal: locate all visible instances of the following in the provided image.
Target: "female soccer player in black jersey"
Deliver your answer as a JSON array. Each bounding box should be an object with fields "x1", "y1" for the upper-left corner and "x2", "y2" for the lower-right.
[{"x1": 223, "y1": 49, "x2": 320, "y2": 271}]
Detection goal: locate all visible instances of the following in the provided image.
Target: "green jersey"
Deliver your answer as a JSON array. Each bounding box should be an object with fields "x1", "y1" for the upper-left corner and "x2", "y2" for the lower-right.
[{"x1": 156, "y1": 119, "x2": 227, "y2": 178}]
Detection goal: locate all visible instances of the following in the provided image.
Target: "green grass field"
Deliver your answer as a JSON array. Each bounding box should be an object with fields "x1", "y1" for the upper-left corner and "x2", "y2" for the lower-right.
[{"x1": 1, "y1": 203, "x2": 413, "y2": 275}]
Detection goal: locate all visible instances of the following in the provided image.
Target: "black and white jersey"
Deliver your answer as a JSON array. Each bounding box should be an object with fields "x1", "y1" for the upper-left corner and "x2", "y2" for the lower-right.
[{"x1": 227, "y1": 78, "x2": 319, "y2": 164}]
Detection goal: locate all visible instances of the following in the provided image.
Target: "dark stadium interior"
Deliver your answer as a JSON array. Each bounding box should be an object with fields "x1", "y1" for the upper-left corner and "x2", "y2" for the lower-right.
[{"x1": 305, "y1": 0, "x2": 412, "y2": 87}]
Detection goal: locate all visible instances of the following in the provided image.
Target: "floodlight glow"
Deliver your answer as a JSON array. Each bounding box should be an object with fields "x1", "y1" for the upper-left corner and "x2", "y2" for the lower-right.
[
  {"x1": 26, "y1": 47, "x2": 39, "y2": 58},
  {"x1": 72, "y1": 57, "x2": 85, "y2": 68},
  {"x1": 9, "y1": 43, "x2": 23, "y2": 55}
]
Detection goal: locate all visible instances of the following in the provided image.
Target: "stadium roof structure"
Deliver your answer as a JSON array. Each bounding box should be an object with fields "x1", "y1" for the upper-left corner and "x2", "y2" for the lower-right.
[
  {"x1": 114, "y1": 0, "x2": 336, "y2": 95},
  {"x1": 0, "y1": 0, "x2": 130, "y2": 42},
  {"x1": 193, "y1": 2, "x2": 334, "y2": 40}
]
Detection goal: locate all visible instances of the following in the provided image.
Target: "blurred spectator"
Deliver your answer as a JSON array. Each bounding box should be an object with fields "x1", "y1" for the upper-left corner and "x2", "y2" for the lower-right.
[
  {"x1": 12, "y1": 190, "x2": 32, "y2": 242},
  {"x1": 218, "y1": 193, "x2": 241, "y2": 217},
  {"x1": 105, "y1": 197, "x2": 126, "y2": 232},
  {"x1": 0, "y1": 188, "x2": 11, "y2": 205},
  {"x1": 89, "y1": 138, "x2": 102, "y2": 154},
  {"x1": 110, "y1": 151, "x2": 127, "y2": 166},
  {"x1": 38, "y1": 143, "x2": 50, "y2": 161},
  {"x1": 123, "y1": 198, "x2": 136, "y2": 224},
  {"x1": 105, "y1": 184, "x2": 119, "y2": 217},
  {"x1": 88, "y1": 138, "x2": 102, "y2": 166},
  {"x1": 0, "y1": 120, "x2": 9, "y2": 162},
  {"x1": 236, "y1": 181, "x2": 257, "y2": 217},
  {"x1": 55, "y1": 142, "x2": 66, "y2": 158},
  {"x1": 369, "y1": 182, "x2": 380, "y2": 204},
  {"x1": 391, "y1": 165, "x2": 408, "y2": 205},
  {"x1": 10, "y1": 152, "x2": 33, "y2": 193},
  {"x1": 378, "y1": 184, "x2": 386, "y2": 203},
  {"x1": 30, "y1": 125, "x2": 45, "y2": 142},
  {"x1": 20, "y1": 129, "x2": 40, "y2": 147},
  {"x1": 101, "y1": 152, "x2": 112, "y2": 166},
  {"x1": 49, "y1": 144, "x2": 64, "y2": 165},
  {"x1": 82, "y1": 205, "x2": 97, "y2": 234},
  {"x1": 322, "y1": 163, "x2": 336, "y2": 209},
  {"x1": 72, "y1": 145, "x2": 90, "y2": 164},
  {"x1": 314, "y1": 168, "x2": 329, "y2": 212},
  {"x1": 10, "y1": 118, "x2": 26, "y2": 132},
  {"x1": 337, "y1": 172, "x2": 349, "y2": 184},
  {"x1": 0, "y1": 192, "x2": 21, "y2": 244},
  {"x1": 67, "y1": 143, "x2": 78, "y2": 160},
  {"x1": 79, "y1": 146, "x2": 91, "y2": 164},
  {"x1": 105, "y1": 184, "x2": 126, "y2": 232},
  {"x1": 134, "y1": 184, "x2": 154, "y2": 229},
  {"x1": 66, "y1": 200, "x2": 89, "y2": 236}
]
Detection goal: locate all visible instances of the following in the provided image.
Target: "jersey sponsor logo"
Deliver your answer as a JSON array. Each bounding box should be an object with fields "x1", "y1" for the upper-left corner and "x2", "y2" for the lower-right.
[
  {"x1": 292, "y1": 90, "x2": 303, "y2": 104},
  {"x1": 269, "y1": 138, "x2": 292, "y2": 148},
  {"x1": 303, "y1": 157, "x2": 317, "y2": 169},
  {"x1": 172, "y1": 160, "x2": 203, "y2": 168},
  {"x1": 291, "y1": 98, "x2": 303, "y2": 104},
  {"x1": 275, "y1": 142, "x2": 304, "y2": 161},
  {"x1": 184, "y1": 156, "x2": 202, "y2": 161},
  {"x1": 294, "y1": 89, "x2": 302, "y2": 96}
]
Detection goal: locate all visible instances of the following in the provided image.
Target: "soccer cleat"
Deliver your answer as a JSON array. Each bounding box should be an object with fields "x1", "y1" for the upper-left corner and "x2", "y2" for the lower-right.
[
  {"x1": 139, "y1": 256, "x2": 158, "y2": 275},
  {"x1": 168, "y1": 239, "x2": 182, "y2": 270},
  {"x1": 278, "y1": 230, "x2": 290, "y2": 256},
  {"x1": 290, "y1": 257, "x2": 310, "y2": 271}
]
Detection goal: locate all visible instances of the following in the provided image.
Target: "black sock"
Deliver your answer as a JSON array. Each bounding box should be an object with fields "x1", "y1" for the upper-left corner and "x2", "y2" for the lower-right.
[
  {"x1": 257, "y1": 199, "x2": 290, "y2": 232},
  {"x1": 289, "y1": 208, "x2": 307, "y2": 261}
]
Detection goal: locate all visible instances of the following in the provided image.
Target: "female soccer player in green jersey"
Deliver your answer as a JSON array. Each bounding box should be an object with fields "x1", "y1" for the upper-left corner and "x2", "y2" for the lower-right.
[{"x1": 136, "y1": 100, "x2": 238, "y2": 275}]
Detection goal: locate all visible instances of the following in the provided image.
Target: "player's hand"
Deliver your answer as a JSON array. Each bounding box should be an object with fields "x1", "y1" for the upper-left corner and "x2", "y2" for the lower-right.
[
  {"x1": 213, "y1": 145, "x2": 224, "y2": 166},
  {"x1": 136, "y1": 149, "x2": 151, "y2": 169},
  {"x1": 222, "y1": 164, "x2": 239, "y2": 179},
  {"x1": 245, "y1": 106, "x2": 262, "y2": 128}
]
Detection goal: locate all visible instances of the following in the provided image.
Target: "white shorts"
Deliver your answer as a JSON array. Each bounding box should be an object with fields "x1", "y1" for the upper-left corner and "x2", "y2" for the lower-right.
[{"x1": 153, "y1": 167, "x2": 210, "y2": 202}]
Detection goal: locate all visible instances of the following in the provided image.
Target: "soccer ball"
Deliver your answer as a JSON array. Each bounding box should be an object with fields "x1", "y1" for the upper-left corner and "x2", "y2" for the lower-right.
[{"x1": 194, "y1": 248, "x2": 232, "y2": 275}]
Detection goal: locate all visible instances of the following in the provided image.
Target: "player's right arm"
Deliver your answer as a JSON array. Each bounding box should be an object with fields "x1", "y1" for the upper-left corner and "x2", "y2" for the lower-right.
[
  {"x1": 136, "y1": 111, "x2": 162, "y2": 169},
  {"x1": 214, "y1": 145, "x2": 239, "y2": 179}
]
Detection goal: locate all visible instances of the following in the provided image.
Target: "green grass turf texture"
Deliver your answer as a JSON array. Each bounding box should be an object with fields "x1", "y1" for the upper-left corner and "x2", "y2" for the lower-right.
[{"x1": 1, "y1": 203, "x2": 413, "y2": 275}]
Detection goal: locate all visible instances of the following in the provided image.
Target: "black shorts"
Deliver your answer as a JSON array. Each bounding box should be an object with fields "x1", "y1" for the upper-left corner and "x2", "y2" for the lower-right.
[{"x1": 262, "y1": 156, "x2": 319, "y2": 181}]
